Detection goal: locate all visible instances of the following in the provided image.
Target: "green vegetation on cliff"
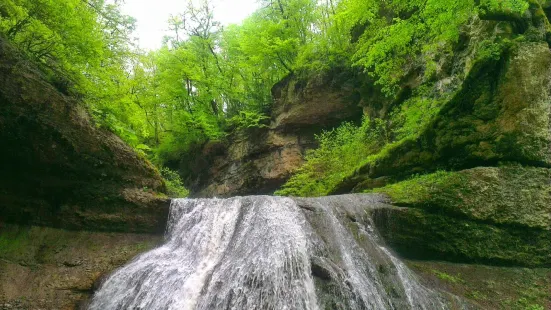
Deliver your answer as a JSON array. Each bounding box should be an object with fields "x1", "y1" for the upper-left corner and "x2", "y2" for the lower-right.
[
  {"x1": 2, "y1": 0, "x2": 551, "y2": 306},
  {"x1": 370, "y1": 166, "x2": 551, "y2": 267},
  {"x1": 280, "y1": 21, "x2": 551, "y2": 197},
  {"x1": 373, "y1": 166, "x2": 551, "y2": 230},
  {"x1": 2, "y1": 0, "x2": 540, "y2": 175},
  {"x1": 275, "y1": 117, "x2": 385, "y2": 197}
]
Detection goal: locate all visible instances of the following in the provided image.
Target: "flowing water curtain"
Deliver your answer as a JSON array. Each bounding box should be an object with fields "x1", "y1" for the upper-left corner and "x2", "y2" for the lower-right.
[{"x1": 89, "y1": 195, "x2": 468, "y2": 310}]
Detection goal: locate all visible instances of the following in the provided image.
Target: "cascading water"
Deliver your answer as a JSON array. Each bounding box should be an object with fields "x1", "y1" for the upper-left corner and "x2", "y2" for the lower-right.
[{"x1": 88, "y1": 195, "x2": 471, "y2": 310}]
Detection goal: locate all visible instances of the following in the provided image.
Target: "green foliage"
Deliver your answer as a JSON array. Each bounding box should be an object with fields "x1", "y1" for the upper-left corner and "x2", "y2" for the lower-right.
[
  {"x1": 432, "y1": 270, "x2": 463, "y2": 284},
  {"x1": 390, "y1": 87, "x2": 447, "y2": 140},
  {"x1": 370, "y1": 170, "x2": 454, "y2": 202},
  {"x1": 276, "y1": 117, "x2": 386, "y2": 196},
  {"x1": 2, "y1": 0, "x2": 539, "y2": 197},
  {"x1": 0, "y1": 0, "x2": 146, "y2": 150},
  {"x1": 339, "y1": 0, "x2": 530, "y2": 96},
  {"x1": 227, "y1": 111, "x2": 270, "y2": 131},
  {"x1": 159, "y1": 166, "x2": 189, "y2": 197}
]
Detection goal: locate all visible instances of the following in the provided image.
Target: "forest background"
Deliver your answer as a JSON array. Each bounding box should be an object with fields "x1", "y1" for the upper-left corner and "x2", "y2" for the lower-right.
[{"x1": 0, "y1": 0, "x2": 530, "y2": 195}]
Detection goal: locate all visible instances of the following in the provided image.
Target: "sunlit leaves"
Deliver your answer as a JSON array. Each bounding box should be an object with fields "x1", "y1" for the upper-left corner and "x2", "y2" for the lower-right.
[{"x1": 341, "y1": 0, "x2": 530, "y2": 96}]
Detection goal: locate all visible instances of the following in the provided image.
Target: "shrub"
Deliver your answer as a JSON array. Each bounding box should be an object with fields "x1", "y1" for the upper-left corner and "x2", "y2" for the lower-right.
[
  {"x1": 276, "y1": 116, "x2": 385, "y2": 196},
  {"x1": 159, "y1": 166, "x2": 189, "y2": 198}
]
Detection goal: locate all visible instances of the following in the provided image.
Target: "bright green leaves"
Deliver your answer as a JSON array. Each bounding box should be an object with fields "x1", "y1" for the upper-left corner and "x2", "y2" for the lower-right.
[
  {"x1": 346, "y1": 0, "x2": 474, "y2": 95},
  {"x1": 341, "y1": 0, "x2": 530, "y2": 96},
  {"x1": 227, "y1": 111, "x2": 270, "y2": 131},
  {"x1": 0, "y1": 0, "x2": 104, "y2": 73},
  {"x1": 5, "y1": 0, "x2": 537, "y2": 185},
  {"x1": 354, "y1": 18, "x2": 420, "y2": 95},
  {"x1": 276, "y1": 117, "x2": 386, "y2": 197},
  {"x1": 479, "y1": 0, "x2": 530, "y2": 16},
  {"x1": 335, "y1": 0, "x2": 377, "y2": 32},
  {"x1": 160, "y1": 166, "x2": 190, "y2": 197},
  {"x1": 1, "y1": 0, "x2": 139, "y2": 151}
]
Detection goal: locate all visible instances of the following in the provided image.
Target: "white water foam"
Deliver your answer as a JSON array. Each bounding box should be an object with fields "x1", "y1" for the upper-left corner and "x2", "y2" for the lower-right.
[{"x1": 88, "y1": 195, "x2": 462, "y2": 310}]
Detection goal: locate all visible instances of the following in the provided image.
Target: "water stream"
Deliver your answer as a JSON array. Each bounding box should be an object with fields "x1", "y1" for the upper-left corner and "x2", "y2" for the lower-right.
[{"x1": 88, "y1": 195, "x2": 468, "y2": 309}]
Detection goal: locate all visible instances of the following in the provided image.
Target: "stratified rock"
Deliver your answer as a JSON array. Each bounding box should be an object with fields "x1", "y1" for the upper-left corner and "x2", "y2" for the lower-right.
[
  {"x1": 270, "y1": 68, "x2": 365, "y2": 130},
  {"x1": 371, "y1": 166, "x2": 551, "y2": 267},
  {"x1": 0, "y1": 38, "x2": 169, "y2": 233},
  {"x1": 0, "y1": 224, "x2": 161, "y2": 309},
  {"x1": 184, "y1": 69, "x2": 364, "y2": 197}
]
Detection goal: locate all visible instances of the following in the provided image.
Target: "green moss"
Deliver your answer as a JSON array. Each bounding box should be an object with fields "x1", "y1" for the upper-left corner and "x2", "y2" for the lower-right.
[
  {"x1": 432, "y1": 270, "x2": 464, "y2": 284},
  {"x1": 0, "y1": 225, "x2": 72, "y2": 265},
  {"x1": 373, "y1": 206, "x2": 551, "y2": 266},
  {"x1": 329, "y1": 40, "x2": 551, "y2": 194},
  {"x1": 368, "y1": 166, "x2": 551, "y2": 267},
  {"x1": 408, "y1": 261, "x2": 551, "y2": 309},
  {"x1": 0, "y1": 227, "x2": 30, "y2": 257},
  {"x1": 373, "y1": 166, "x2": 551, "y2": 230},
  {"x1": 0, "y1": 224, "x2": 160, "y2": 266}
]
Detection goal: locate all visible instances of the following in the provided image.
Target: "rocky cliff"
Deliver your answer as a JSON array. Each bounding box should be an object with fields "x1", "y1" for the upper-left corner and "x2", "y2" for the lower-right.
[
  {"x1": 184, "y1": 4, "x2": 551, "y2": 270},
  {"x1": 332, "y1": 41, "x2": 551, "y2": 194},
  {"x1": 182, "y1": 68, "x2": 365, "y2": 197},
  {"x1": 0, "y1": 37, "x2": 168, "y2": 309},
  {"x1": 0, "y1": 37, "x2": 169, "y2": 233}
]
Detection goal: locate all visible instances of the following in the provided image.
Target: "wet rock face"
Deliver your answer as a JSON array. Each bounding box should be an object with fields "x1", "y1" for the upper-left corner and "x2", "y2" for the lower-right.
[
  {"x1": 370, "y1": 166, "x2": 551, "y2": 267},
  {"x1": 0, "y1": 38, "x2": 169, "y2": 233},
  {"x1": 185, "y1": 69, "x2": 365, "y2": 197},
  {"x1": 270, "y1": 68, "x2": 365, "y2": 131},
  {"x1": 188, "y1": 130, "x2": 312, "y2": 197},
  {"x1": 0, "y1": 224, "x2": 161, "y2": 310}
]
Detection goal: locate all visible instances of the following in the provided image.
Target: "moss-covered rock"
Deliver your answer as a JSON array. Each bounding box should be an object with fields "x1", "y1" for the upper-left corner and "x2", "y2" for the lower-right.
[
  {"x1": 406, "y1": 260, "x2": 551, "y2": 309},
  {"x1": 332, "y1": 40, "x2": 551, "y2": 194},
  {"x1": 0, "y1": 37, "x2": 169, "y2": 233},
  {"x1": 373, "y1": 206, "x2": 550, "y2": 267},
  {"x1": 369, "y1": 166, "x2": 551, "y2": 267},
  {"x1": 373, "y1": 166, "x2": 551, "y2": 230}
]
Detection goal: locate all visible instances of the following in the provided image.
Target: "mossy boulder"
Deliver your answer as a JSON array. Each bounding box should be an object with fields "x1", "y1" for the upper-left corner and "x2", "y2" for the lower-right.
[
  {"x1": 0, "y1": 37, "x2": 169, "y2": 233},
  {"x1": 374, "y1": 166, "x2": 551, "y2": 230},
  {"x1": 370, "y1": 166, "x2": 551, "y2": 267}
]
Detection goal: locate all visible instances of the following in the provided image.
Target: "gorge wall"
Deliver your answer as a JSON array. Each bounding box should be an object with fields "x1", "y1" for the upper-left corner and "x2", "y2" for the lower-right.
[
  {"x1": 0, "y1": 37, "x2": 168, "y2": 309},
  {"x1": 180, "y1": 67, "x2": 367, "y2": 197},
  {"x1": 182, "y1": 4, "x2": 551, "y2": 269},
  {"x1": 0, "y1": 37, "x2": 169, "y2": 233},
  {"x1": 2, "y1": 2, "x2": 551, "y2": 308}
]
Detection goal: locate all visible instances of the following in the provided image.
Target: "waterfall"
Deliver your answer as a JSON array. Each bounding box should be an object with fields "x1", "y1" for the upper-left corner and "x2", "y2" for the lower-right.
[{"x1": 88, "y1": 195, "x2": 468, "y2": 310}]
